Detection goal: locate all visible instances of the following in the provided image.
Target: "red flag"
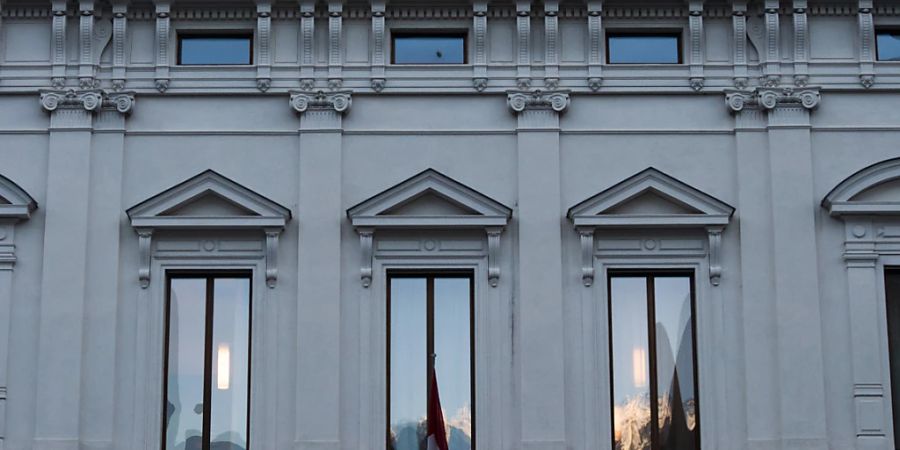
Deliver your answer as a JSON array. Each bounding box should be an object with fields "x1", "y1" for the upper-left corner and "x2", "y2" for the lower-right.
[{"x1": 426, "y1": 372, "x2": 449, "y2": 450}]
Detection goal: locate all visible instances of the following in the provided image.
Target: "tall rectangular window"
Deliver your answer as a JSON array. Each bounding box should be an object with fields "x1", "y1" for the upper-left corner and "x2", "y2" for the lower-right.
[
  {"x1": 607, "y1": 33, "x2": 681, "y2": 64},
  {"x1": 877, "y1": 30, "x2": 900, "y2": 62},
  {"x1": 392, "y1": 33, "x2": 467, "y2": 64},
  {"x1": 609, "y1": 272, "x2": 699, "y2": 450},
  {"x1": 388, "y1": 273, "x2": 474, "y2": 450},
  {"x1": 178, "y1": 34, "x2": 253, "y2": 65},
  {"x1": 885, "y1": 268, "x2": 900, "y2": 449},
  {"x1": 164, "y1": 274, "x2": 251, "y2": 450}
]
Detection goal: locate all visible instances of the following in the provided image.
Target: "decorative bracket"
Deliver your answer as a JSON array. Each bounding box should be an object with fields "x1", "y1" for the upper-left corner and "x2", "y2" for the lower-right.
[
  {"x1": 792, "y1": 0, "x2": 809, "y2": 87},
  {"x1": 587, "y1": 0, "x2": 603, "y2": 91},
  {"x1": 507, "y1": 89, "x2": 570, "y2": 114},
  {"x1": 707, "y1": 226, "x2": 724, "y2": 286},
  {"x1": 515, "y1": 0, "x2": 531, "y2": 89},
  {"x1": 256, "y1": 0, "x2": 273, "y2": 92},
  {"x1": 154, "y1": 0, "x2": 171, "y2": 93},
  {"x1": 137, "y1": 228, "x2": 153, "y2": 288},
  {"x1": 327, "y1": 0, "x2": 343, "y2": 90},
  {"x1": 358, "y1": 228, "x2": 374, "y2": 288},
  {"x1": 762, "y1": 0, "x2": 781, "y2": 87},
  {"x1": 290, "y1": 90, "x2": 352, "y2": 114},
  {"x1": 732, "y1": 1, "x2": 748, "y2": 88},
  {"x1": 51, "y1": 0, "x2": 68, "y2": 88},
  {"x1": 40, "y1": 89, "x2": 135, "y2": 114},
  {"x1": 688, "y1": 0, "x2": 705, "y2": 92},
  {"x1": 371, "y1": 0, "x2": 386, "y2": 92},
  {"x1": 299, "y1": 0, "x2": 316, "y2": 89},
  {"x1": 472, "y1": 0, "x2": 488, "y2": 91},
  {"x1": 543, "y1": 0, "x2": 560, "y2": 89},
  {"x1": 78, "y1": 0, "x2": 97, "y2": 89},
  {"x1": 486, "y1": 227, "x2": 502, "y2": 288},
  {"x1": 725, "y1": 87, "x2": 820, "y2": 112},
  {"x1": 858, "y1": 0, "x2": 875, "y2": 88},
  {"x1": 111, "y1": 1, "x2": 128, "y2": 90},
  {"x1": 578, "y1": 227, "x2": 595, "y2": 287},
  {"x1": 265, "y1": 228, "x2": 280, "y2": 288}
]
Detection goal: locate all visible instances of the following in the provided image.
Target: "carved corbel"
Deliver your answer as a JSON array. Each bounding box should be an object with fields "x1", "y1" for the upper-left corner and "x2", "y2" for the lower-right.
[
  {"x1": 327, "y1": 0, "x2": 343, "y2": 90},
  {"x1": 371, "y1": 0, "x2": 386, "y2": 92},
  {"x1": 358, "y1": 228, "x2": 374, "y2": 288},
  {"x1": 78, "y1": 0, "x2": 96, "y2": 89},
  {"x1": 792, "y1": 0, "x2": 809, "y2": 87},
  {"x1": 299, "y1": 0, "x2": 316, "y2": 89},
  {"x1": 858, "y1": 0, "x2": 875, "y2": 88},
  {"x1": 578, "y1": 227, "x2": 595, "y2": 287},
  {"x1": 264, "y1": 228, "x2": 280, "y2": 288},
  {"x1": 154, "y1": 1, "x2": 171, "y2": 93},
  {"x1": 473, "y1": 0, "x2": 488, "y2": 92},
  {"x1": 51, "y1": 0, "x2": 68, "y2": 88},
  {"x1": 762, "y1": 0, "x2": 781, "y2": 87},
  {"x1": 137, "y1": 228, "x2": 153, "y2": 288},
  {"x1": 486, "y1": 227, "x2": 502, "y2": 288},
  {"x1": 515, "y1": 0, "x2": 531, "y2": 89},
  {"x1": 707, "y1": 226, "x2": 723, "y2": 286},
  {"x1": 732, "y1": 1, "x2": 748, "y2": 88},
  {"x1": 688, "y1": 0, "x2": 704, "y2": 92},
  {"x1": 544, "y1": 0, "x2": 559, "y2": 89},
  {"x1": 507, "y1": 89, "x2": 570, "y2": 113},
  {"x1": 256, "y1": 0, "x2": 272, "y2": 92},
  {"x1": 111, "y1": 1, "x2": 128, "y2": 90},
  {"x1": 587, "y1": 0, "x2": 603, "y2": 91},
  {"x1": 290, "y1": 90, "x2": 352, "y2": 114}
]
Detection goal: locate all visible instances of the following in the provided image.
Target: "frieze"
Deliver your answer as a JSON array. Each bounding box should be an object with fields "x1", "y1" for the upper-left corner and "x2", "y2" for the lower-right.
[
  {"x1": 40, "y1": 89, "x2": 135, "y2": 114},
  {"x1": 289, "y1": 90, "x2": 352, "y2": 114}
]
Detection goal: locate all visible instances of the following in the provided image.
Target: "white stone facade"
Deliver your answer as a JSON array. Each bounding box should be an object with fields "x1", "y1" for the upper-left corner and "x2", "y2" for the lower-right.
[{"x1": 0, "y1": 1, "x2": 900, "y2": 449}]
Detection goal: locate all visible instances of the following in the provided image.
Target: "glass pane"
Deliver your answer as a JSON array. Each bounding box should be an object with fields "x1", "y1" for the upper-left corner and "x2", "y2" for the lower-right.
[
  {"x1": 180, "y1": 36, "x2": 252, "y2": 65},
  {"x1": 434, "y1": 278, "x2": 473, "y2": 450},
  {"x1": 610, "y1": 277, "x2": 652, "y2": 450},
  {"x1": 209, "y1": 278, "x2": 251, "y2": 450},
  {"x1": 877, "y1": 32, "x2": 900, "y2": 62},
  {"x1": 653, "y1": 277, "x2": 698, "y2": 450},
  {"x1": 165, "y1": 278, "x2": 208, "y2": 450},
  {"x1": 608, "y1": 35, "x2": 680, "y2": 64},
  {"x1": 389, "y1": 278, "x2": 428, "y2": 450},
  {"x1": 885, "y1": 270, "x2": 900, "y2": 450},
  {"x1": 394, "y1": 36, "x2": 465, "y2": 64}
]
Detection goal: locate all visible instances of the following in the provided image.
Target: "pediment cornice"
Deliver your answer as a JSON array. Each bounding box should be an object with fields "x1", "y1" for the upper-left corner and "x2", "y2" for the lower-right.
[{"x1": 823, "y1": 158, "x2": 900, "y2": 217}]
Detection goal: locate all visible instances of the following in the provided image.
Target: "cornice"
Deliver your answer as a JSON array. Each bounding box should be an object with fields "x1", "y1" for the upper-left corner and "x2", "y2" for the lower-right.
[
  {"x1": 289, "y1": 89, "x2": 352, "y2": 114},
  {"x1": 507, "y1": 89, "x2": 570, "y2": 114},
  {"x1": 39, "y1": 88, "x2": 135, "y2": 114},
  {"x1": 725, "y1": 86, "x2": 820, "y2": 112}
]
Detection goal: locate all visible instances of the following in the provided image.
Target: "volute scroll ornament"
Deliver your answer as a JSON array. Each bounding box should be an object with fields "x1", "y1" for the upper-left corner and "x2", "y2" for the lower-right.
[
  {"x1": 290, "y1": 90, "x2": 352, "y2": 114},
  {"x1": 506, "y1": 89, "x2": 570, "y2": 114},
  {"x1": 40, "y1": 88, "x2": 135, "y2": 115}
]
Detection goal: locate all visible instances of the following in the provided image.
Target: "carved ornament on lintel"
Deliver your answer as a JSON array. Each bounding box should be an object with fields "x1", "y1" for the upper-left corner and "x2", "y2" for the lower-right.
[
  {"x1": 40, "y1": 88, "x2": 135, "y2": 114},
  {"x1": 289, "y1": 90, "x2": 352, "y2": 114},
  {"x1": 506, "y1": 89, "x2": 570, "y2": 114},
  {"x1": 725, "y1": 86, "x2": 820, "y2": 113}
]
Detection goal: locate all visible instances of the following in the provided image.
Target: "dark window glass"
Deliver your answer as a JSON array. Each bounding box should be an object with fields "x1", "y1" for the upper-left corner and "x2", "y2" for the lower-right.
[
  {"x1": 885, "y1": 269, "x2": 900, "y2": 449},
  {"x1": 388, "y1": 274, "x2": 474, "y2": 450},
  {"x1": 393, "y1": 34, "x2": 466, "y2": 64},
  {"x1": 179, "y1": 35, "x2": 252, "y2": 65},
  {"x1": 607, "y1": 34, "x2": 681, "y2": 64},
  {"x1": 609, "y1": 273, "x2": 698, "y2": 450},
  {"x1": 165, "y1": 275, "x2": 251, "y2": 450},
  {"x1": 877, "y1": 31, "x2": 900, "y2": 62}
]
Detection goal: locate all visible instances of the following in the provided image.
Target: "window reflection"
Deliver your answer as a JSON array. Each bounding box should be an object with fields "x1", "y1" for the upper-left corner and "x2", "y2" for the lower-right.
[
  {"x1": 388, "y1": 274, "x2": 474, "y2": 450},
  {"x1": 165, "y1": 275, "x2": 251, "y2": 450},
  {"x1": 877, "y1": 31, "x2": 900, "y2": 62},
  {"x1": 179, "y1": 36, "x2": 252, "y2": 65},
  {"x1": 393, "y1": 35, "x2": 466, "y2": 64},
  {"x1": 607, "y1": 34, "x2": 681, "y2": 64},
  {"x1": 609, "y1": 273, "x2": 698, "y2": 450}
]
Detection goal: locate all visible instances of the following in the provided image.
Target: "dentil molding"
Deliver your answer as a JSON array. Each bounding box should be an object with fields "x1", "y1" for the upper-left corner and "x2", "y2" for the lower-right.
[
  {"x1": 507, "y1": 89, "x2": 570, "y2": 114},
  {"x1": 40, "y1": 88, "x2": 135, "y2": 114},
  {"x1": 725, "y1": 86, "x2": 820, "y2": 112},
  {"x1": 289, "y1": 90, "x2": 352, "y2": 114}
]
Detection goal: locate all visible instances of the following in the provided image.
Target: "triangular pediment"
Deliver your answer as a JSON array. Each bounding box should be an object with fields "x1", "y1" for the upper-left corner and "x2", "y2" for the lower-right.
[
  {"x1": 347, "y1": 169, "x2": 511, "y2": 229},
  {"x1": 127, "y1": 170, "x2": 291, "y2": 230},
  {"x1": 567, "y1": 168, "x2": 734, "y2": 228},
  {"x1": 823, "y1": 158, "x2": 900, "y2": 216},
  {"x1": 0, "y1": 174, "x2": 37, "y2": 220}
]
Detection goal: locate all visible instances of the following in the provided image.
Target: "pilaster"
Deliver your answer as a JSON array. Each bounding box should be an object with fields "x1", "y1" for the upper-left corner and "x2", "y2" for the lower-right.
[
  {"x1": 763, "y1": 0, "x2": 781, "y2": 87},
  {"x1": 299, "y1": 0, "x2": 316, "y2": 89},
  {"x1": 327, "y1": 0, "x2": 344, "y2": 90},
  {"x1": 111, "y1": 1, "x2": 128, "y2": 90},
  {"x1": 509, "y1": 89, "x2": 568, "y2": 450},
  {"x1": 586, "y1": 0, "x2": 603, "y2": 91},
  {"x1": 51, "y1": 0, "x2": 67, "y2": 88},
  {"x1": 256, "y1": 0, "x2": 273, "y2": 92},
  {"x1": 473, "y1": 0, "x2": 488, "y2": 91},
  {"x1": 293, "y1": 93, "x2": 347, "y2": 450},
  {"x1": 515, "y1": 0, "x2": 531, "y2": 89},
  {"x1": 77, "y1": 0, "x2": 96, "y2": 89},
  {"x1": 153, "y1": 0, "x2": 171, "y2": 92},
  {"x1": 688, "y1": 0, "x2": 705, "y2": 91},
  {"x1": 371, "y1": 0, "x2": 386, "y2": 92},
  {"x1": 543, "y1": 0, "x2": 559, "y2": 89},
  {"x1": 858, "y1": 0, "x2": 875, "y2": 88}
]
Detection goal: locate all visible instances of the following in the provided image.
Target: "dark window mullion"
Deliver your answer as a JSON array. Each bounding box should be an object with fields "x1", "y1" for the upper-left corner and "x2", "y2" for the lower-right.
[
  {"x1": 426, "y1": 276, "x2": 435, "y2": 428},
  {"x1": 202, "y1": 277, "x2": 215, "y2": 450},
  {"x1": 647, "y1": 276, "x2": 660, "y2": 450}
]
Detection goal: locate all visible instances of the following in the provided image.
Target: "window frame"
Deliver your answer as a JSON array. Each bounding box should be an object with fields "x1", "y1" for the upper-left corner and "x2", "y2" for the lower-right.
[
  {"x1": 177, "y1": 32, "x2": 255, "y2": 66},
  {"x1": 605, "y1": 30, "x2": 684, "y2": 65},
  {"x1": 386, "y1": 270, "x2": 476, "y2": 450},
  {"x1": 390, "y1": 29, "x2": 469, "y2": 65},
  {"x1": 875, "y1": 28, "x2": 900, "y2": 62},
  {"x1": 606, "y1": 269, "x2": 700, "y2": 450},
  {"x1": 162, "y1": 271, "x2": 254, "y2": 450}
]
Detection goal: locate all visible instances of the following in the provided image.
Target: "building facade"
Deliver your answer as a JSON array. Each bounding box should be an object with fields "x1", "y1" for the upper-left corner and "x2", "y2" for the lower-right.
[{"x1": 1, "y1": 1, "x2": 900, "y2": 449}]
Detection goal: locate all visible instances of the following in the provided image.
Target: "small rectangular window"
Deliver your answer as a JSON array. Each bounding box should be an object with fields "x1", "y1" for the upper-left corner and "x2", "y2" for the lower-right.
[
  {"x1": 392, "y1": 33, "x2": 466, "y2": 64},
  {"x1": 178, "y1": 34, "x2": 253, "y2": 65},
  {"x1": 609, "y1": 272, "x2": 699, "y2": 450},
  {"x1": 388, "y1": 273, "x2": 474, "y2": 450},
  {"x1": 607, "y1": 33, "x2": 681, "y2": 64},
  {"x1": 164, "y1": 274, "x2": 251, "y2": 450},
  {"x1": 877, "y1": 30, "x2": 900, "y2": 61}
]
